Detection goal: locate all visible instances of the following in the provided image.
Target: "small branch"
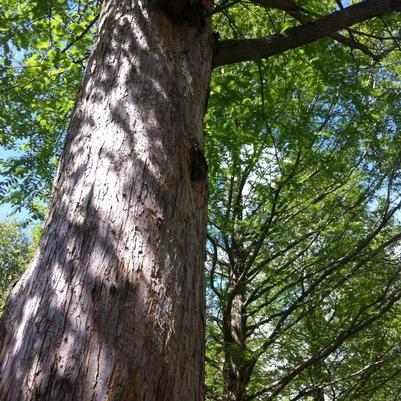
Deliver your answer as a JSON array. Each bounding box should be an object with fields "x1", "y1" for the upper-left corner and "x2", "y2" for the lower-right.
[
  {"x1": 61, "y1": 15, "x2": 99, "y2": 54},
  {"x1": 209, "y1": 0, "x2": 242, "y2": 15}
]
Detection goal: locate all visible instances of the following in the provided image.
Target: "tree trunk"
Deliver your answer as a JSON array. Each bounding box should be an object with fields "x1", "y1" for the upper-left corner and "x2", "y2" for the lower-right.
[
  {"x1": 223, "y1": 277, "x2": 251, "y2": 401},
  {"x1": 0, "y1": 1, "x2": 213, "y2": 400}
]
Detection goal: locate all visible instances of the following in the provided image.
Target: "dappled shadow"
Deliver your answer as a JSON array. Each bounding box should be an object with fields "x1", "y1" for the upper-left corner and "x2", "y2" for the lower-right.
[{"x1": 0, "y1": 1, "x2": 212, "y2": 400}]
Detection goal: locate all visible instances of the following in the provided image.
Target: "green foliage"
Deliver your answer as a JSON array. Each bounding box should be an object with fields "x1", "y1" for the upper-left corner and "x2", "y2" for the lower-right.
[
  {"x1": 28, "y1": 222, "x2": 43, "y2": 259},
  {"x1": 0, "y1": 221, "x2": 30, "y2": 311},
  {"x1": 205, "y1": 4, "x2": 401, "y2": 400},
  {"x1": 0, "y1": 0, "x2": 99, "y2": 219}
]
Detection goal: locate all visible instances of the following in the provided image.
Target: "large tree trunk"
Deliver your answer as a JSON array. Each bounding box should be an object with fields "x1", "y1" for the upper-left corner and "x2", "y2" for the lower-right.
[{"x1": 0, "y1": 1, "x2": 212, "y2": 400}]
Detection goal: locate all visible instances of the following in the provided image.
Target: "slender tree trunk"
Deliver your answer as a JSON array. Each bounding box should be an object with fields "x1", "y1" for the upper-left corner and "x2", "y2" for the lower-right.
[
  {"x1": 223, "y1": 277, "x2": 251, "y2": 401},
  {"x1": 314, "y1": 389, "x2": 325, "y2": 401},
  {"x1": 0, "y1": 1, "x2": 212, "y2": 400}
]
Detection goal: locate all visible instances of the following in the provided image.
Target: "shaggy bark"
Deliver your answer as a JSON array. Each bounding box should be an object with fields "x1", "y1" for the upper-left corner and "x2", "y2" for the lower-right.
[{"x1": 0, "y1": 1, "x2": 212, "y2": 400}]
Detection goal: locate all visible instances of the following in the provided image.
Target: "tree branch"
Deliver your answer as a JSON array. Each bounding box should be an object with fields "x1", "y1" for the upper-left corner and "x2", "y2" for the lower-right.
[
  {"x1": 252, "y1": 0, "x2": 381, "y2": 59},
  {"x1": 61, "y1": 15, "x2": 99, "y2": 54},
  {"x1": 213, "y1": 0, "x2": 401, "y2": 67}
]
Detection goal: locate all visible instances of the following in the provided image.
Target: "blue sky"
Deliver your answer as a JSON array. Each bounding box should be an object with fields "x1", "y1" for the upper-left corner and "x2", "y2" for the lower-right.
[{"x1": 0, "y1": 202, "x2": 30, "y2": 222}]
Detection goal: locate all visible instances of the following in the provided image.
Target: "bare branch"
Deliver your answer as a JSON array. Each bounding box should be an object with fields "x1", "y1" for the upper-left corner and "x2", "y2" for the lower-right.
[{"x1": 209, "y1": 0, "x2": 242, "y2": 15}]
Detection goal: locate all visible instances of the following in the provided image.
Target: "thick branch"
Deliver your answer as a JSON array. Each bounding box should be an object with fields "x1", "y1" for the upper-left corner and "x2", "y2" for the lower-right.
[
  {"x1": 213, "y1": 0, "x2": 401, "y2": 67},
  {"x1": 252, "y1": 0, "x2": 380, "y2": 59}
]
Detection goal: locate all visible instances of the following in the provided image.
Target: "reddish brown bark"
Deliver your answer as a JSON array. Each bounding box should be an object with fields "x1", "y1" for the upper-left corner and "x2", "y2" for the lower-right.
[{"x1": 0, "y1": 1, "x2": 212, "y2": 400}]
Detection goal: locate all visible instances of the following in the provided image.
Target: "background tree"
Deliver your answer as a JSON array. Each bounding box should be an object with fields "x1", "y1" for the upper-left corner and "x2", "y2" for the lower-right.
[
  {"x1": 205, "y1": 14, "x2": 401, "y2": 399},
  {"x1": 0, "y1": 221, "x2": 30, "y2": 311},
  {"x1": 1, "y1": 1, "x2": 401, "y2": 400}
]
